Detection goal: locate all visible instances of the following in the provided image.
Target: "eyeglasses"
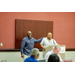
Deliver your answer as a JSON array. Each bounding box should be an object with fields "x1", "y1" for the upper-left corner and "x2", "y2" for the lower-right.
[{"x1": 28, "y1": 33, "x2": 32, "y2": 35}]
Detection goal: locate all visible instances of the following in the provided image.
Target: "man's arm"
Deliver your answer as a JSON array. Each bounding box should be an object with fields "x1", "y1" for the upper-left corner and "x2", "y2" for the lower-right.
[
  {"x1": 34, "y1": 38, "x2": 43, "y2": 43},
  {"x1": 40, "y1": 38, "x2": 46, "y2": 51},
  {"x1": 40, "y1": 44, "x2": 46, "y2": 51},
  {"x1": 20, "y1": 39, "x2": 26, "y2": 58}
]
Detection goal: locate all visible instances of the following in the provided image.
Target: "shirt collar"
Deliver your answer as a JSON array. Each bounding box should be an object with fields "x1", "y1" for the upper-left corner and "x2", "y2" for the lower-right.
[
  {"x1": 26, "y1": 36, "x2": 32, "y2": 40},
  {"x1": 46, "y1": 37, "x2": 52, "y2": 40},
  {"x1": 30, "y1": 56, "x2": 35, "y2": 59}
]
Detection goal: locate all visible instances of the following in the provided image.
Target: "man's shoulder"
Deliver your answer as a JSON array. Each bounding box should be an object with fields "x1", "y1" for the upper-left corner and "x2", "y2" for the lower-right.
[
  {"x1": 31, "y1": 37, "x2": 34, "y2": 39},
  {"x1": 22, "y1": 37, "x2": 26, "y2": 41},
  {"x1": 22, "y1": 36, "x2": 34, "y2": 40},
  {"x1": 24, "y1": 57, "x2": 39, "y2": 62},
  {"x1": 45, "y1": 51, "x2": 52, "y2": 60},
  {"x1": 47, "y1": 51, "x2": 52, "y2": 54},
  {"x1": 23, "y1": 36, "x2": 27, "y2": 40},
  {"x1": 46, "y1": 51, "x2": 52, "y2": 55},
  {"x1": 46, "y1": 50, "x2": 53, "y2": 55},
  {"x1": 51, "y1": 38, "x2": 54, "y2": 41},
  {"x1": 51, "y1": 39, "x2": 56, "y2": 42},
  {"x1": 42, "y1": 37, "x2": 47, "y2": 41}
]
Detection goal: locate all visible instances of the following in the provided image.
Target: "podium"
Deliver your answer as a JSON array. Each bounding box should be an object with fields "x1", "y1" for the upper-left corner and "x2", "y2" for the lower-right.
[{"x1": 43, "y1": 45, "x2": 66, "y2": 59}]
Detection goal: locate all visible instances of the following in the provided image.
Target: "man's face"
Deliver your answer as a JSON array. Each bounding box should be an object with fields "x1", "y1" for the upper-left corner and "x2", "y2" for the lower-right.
[
  {"x1": 47, "y1": 33, "x2": 52, "y2": 39},
  {"x1": 27, "y1": 31, "x2": 32, "y2": 38},
  {"x1": 53, "y1": 48, "x2": 60, "y2": 54}
]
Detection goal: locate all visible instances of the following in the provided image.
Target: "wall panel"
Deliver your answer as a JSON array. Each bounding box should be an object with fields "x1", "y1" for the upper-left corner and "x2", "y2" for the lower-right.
[{"x1": 15, "y1": 19, "x2": 53, "y2": 49}]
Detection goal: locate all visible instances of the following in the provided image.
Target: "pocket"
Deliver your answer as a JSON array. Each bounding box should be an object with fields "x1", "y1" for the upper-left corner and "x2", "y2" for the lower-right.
[{"x1": 30, "y1": 41, "x2": 34, "y2": 44}]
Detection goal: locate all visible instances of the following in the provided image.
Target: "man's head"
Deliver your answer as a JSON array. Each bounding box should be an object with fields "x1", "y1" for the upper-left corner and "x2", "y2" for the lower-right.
[
  {"x1": 27, "y1": 31, "x2": 32, "y2": 38},
  {"x1": 47, "y1": 32, "x2": 52, "y2": 40},
  {"x1": 53, "y1": 46, "x2": 61, "y2": 54},
  {"x1": 31, "y1": 48, "x2": 39, "y2": 59},
  {"x1": 48, "y1": 54, "x2": 60, "y2": 62}
]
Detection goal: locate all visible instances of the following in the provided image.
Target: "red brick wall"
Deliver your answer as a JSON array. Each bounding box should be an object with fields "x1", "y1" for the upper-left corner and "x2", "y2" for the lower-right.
[{"x1": 0, "y1": 12, "x2": 75, "y2": 49}]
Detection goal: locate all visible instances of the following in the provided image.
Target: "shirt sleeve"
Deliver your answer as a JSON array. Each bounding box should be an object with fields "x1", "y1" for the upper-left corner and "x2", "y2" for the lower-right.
[
  {"x1": 40, "y1": 38, "x2": 44, "y2": 45},
  {"x1": 34, "y1": 38, "x2": 43, "y2": 43},
  {"x1": 53, "y1": 39, "x2": 58, "y2": 46},
  {"x1": 20, "y1": 39, "x2": 26, "y2": 55}
]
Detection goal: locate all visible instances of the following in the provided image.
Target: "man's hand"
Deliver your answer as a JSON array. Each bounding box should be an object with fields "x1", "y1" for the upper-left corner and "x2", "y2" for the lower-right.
[
  {"x1": 40, "y1": 45, "x2": 46, "y2": 51},
  {"x1": 21, "y1": 54, "x2": 24, "y2": 58},
  {"x1": 43, "y1": 47, "x2": 46, "y2": 51}
]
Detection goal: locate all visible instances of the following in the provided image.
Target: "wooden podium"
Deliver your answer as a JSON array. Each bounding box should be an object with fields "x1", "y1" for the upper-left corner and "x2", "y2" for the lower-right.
[{"x1": 44, "y1": 45, "x2": 66, "y2": 59}]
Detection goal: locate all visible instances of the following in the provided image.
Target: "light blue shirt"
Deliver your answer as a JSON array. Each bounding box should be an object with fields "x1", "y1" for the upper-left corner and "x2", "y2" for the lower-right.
[{"x1": 20, "y1": 36, "x2": 43, "y2": 56}]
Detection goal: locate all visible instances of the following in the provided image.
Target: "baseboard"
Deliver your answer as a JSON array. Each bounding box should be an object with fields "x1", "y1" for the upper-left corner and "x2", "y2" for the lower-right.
[{"x1": 0, "y1": 48, "x2": 75, "y2": 52}]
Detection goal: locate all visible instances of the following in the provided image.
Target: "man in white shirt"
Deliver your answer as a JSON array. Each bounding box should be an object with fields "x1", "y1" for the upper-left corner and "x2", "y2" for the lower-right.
[
  {"x1": 40, "y1": 32, "x2": 58, "y2": 51},
  {"x1": 45, "y1": 46, "x2": 63, "y2": 62}
]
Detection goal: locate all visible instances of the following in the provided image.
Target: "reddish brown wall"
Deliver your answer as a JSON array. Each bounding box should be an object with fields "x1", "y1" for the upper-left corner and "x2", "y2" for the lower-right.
[{"x1": 0, "y1": 12, "x2": 75, "y2": 49}]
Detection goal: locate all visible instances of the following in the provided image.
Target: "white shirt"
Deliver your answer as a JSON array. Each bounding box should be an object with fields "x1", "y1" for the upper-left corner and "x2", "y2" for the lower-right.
[
  {"x1": 40, "y1": 37, "x2": 58, "y2": 48},
  {"x1": 45, "y1": 50, "x2": 63, "y2": 62}
]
